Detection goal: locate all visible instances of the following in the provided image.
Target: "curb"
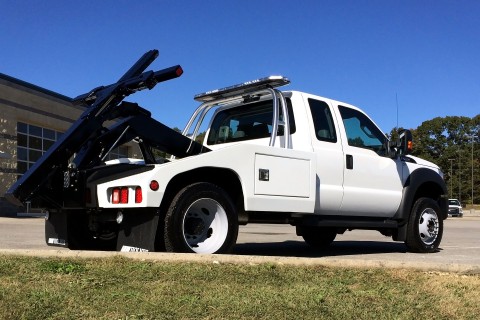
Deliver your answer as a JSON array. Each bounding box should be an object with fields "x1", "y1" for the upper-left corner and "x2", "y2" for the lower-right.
[{"x1": 1, "y1": 249, "x2": 479, "y2": 275}]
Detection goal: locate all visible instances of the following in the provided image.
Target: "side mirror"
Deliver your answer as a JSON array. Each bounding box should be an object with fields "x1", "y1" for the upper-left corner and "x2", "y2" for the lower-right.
[{"x1": 397, "y1": 129, "x2": 413, "y2": 155}]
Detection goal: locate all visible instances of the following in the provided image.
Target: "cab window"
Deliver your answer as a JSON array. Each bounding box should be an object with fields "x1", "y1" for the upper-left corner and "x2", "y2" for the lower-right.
[
  {"x1": 308, "y1": 99, "x2": 337, "y2": 143},
  {"x1": 207, "y1": 99, "x2": 296, "y2": 145},
  {"x1": 339, "y1": 106, "x2": 386, "y2": 155}
]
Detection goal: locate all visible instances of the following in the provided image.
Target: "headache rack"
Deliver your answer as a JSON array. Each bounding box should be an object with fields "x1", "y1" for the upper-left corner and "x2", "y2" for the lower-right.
[{"x1": 187, "y1": 76, "x2": 292, "y2": 150}]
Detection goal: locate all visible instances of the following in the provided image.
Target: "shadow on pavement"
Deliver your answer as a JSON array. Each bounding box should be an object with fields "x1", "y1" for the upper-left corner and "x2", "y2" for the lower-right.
[{"x1": 233, "y1": 240, "x2": 408, "y2": 257}]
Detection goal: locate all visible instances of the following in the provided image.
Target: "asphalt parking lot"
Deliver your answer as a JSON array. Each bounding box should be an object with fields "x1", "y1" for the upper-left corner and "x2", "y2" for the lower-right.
[{"x1": 1, "y1": 214, "x2": 479, "y2": 273}]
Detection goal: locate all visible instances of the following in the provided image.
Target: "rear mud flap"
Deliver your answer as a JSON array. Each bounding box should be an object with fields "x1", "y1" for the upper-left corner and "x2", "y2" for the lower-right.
[
  {"x1": 45, "y1": 211, "x2": 69, "y2": 247},
  {"x1": 117, "y1": 209, "x2": 161, "y2": 252}
]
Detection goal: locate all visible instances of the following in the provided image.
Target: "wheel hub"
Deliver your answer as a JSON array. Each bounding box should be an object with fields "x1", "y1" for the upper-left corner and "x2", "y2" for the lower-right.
[
  {"x1": 184, "y1": 216, "x2": 205, "y2": 236},
  {"x1": 418, "y1": 209, "x2": 439, "y2": 245}
]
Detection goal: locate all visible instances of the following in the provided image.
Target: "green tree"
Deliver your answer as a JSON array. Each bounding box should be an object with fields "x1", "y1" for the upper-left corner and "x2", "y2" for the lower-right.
[{"x1": 409, "y1": 115, "x2": 479, "y2": 204}]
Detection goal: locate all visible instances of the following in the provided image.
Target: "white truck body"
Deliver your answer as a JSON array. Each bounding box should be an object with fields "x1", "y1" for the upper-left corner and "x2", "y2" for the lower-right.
[
  {"x1": 95, "y1": 143, "x2": 317, "y2": 213},
  {"x1": 95, "y1": 90, "x2": 441, "y2": 219}
]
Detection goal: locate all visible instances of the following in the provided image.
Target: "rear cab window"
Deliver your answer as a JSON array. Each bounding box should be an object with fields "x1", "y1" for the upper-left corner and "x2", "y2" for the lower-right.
[
  {"x1": 207, "y1": 98, "x2": 296, "y2": 145},
  {"x1": 308, "y1": 98, "x2": 337, "y2": 143}
]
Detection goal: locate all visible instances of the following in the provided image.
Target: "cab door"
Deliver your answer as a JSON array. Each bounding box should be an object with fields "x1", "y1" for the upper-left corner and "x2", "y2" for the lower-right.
[
  {"x1": 305, "y1": 96, "x2": 344, "y2": 214},
  {"x1": 335, "y1": 105, "x2": 403, "y2": 217}
]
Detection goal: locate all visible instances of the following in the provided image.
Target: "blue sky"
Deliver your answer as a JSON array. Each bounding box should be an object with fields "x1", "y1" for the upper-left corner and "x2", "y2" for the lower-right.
[{"x1": 1, "y1": 1, "x2": 479, "y2": 132}]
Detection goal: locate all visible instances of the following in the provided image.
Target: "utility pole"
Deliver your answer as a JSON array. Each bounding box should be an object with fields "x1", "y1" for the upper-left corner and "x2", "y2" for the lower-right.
[
  {"x1": 458, "y1": 149, "x2": 462, "y2": 204},
  {"x1": 466, "y1": 134, "x2": 477, "y2": 209},
  {"x1": 472, "y1": 136, "x2": 475, "y2": 207},
  {"x1": 448, "y1": 158, "x2": 454, "y2": 198}
]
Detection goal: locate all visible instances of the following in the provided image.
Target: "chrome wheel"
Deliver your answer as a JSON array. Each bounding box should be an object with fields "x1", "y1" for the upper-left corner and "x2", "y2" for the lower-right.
[
  {"x1": 418, "y1": 208, "x2": 439, "y2": 245},
  {"x1": 406, "y1": 197, "x2": 443, "y2": 253}
]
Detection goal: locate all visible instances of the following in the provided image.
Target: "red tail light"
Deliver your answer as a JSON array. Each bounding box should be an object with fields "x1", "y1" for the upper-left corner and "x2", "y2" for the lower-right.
[
  {"x1": 150, "y1": 180, "x2": 159, "y2": 191},
  {"x1": 112, "y1": 187, "x2": 129, "y2": 204},
  {"x1": 120, "y1": 187, "x2": 128, "y2": 204},
  {"x1": 135, "y1": 186, "x2": 142, "y2": 203}
]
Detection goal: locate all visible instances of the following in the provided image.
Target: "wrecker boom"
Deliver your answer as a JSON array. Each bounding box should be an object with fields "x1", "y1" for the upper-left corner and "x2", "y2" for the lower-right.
[{"x1": 6, "y1": 50, "x2": 207, "y2": 208}]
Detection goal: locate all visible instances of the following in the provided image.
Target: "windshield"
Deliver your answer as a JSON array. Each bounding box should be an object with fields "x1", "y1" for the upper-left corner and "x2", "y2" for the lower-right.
[{"x1": 449, "y1": 199, "x2": 460, "y2": 206}]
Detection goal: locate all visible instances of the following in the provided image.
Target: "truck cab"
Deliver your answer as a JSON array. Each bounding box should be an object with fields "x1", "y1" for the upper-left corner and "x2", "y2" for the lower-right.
[{"x1": 200, "y1": 89, "x2": 408, "y2": 217}]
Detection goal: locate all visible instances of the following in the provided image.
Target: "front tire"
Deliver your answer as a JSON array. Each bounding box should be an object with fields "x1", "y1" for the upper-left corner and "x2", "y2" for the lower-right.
[
  {"x1": 164, "y1": 182, "x2": 238, "y2": 254},
  {"x1": 405, "y1": 197, "x2": 443, "y2": 253}
]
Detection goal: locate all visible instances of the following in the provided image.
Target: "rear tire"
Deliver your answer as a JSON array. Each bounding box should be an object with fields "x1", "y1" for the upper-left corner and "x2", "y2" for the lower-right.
[
  {"x1": 405, "y1": 197, "x2": 443, "y2": 253},
  {"x1": 299, "y1": 226, "x2": 337, "y2": 248},
  {"x1": 164, "y1": 182, "x2": 238, "y2": 254}
]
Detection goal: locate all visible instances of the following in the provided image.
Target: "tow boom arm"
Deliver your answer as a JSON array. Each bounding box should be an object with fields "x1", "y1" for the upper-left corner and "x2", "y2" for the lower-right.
[{"x1": 6, "y1": 50, "x2": 206, "y2": 207}]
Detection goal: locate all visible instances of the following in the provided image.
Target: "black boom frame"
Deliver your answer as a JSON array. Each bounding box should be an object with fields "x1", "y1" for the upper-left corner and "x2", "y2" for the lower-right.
[{"x1": 6, "y1": 50, "x2": 208, "y2": 208}]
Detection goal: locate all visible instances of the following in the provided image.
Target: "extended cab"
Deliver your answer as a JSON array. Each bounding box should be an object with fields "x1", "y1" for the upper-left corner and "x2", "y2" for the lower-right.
[{"x1": 6, "y1": 50, "x2": 448, "y2": 254}]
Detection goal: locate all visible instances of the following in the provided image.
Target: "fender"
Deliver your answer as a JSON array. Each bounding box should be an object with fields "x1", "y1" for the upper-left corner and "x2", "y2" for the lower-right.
[{"x1": 393, "y1": 167, "x2": 448, "y2": 223}]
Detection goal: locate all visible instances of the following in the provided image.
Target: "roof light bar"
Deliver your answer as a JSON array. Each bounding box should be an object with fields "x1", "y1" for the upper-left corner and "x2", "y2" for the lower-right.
[{"x1": 194, "y1": 75, "x2": 290, "y2": 102}]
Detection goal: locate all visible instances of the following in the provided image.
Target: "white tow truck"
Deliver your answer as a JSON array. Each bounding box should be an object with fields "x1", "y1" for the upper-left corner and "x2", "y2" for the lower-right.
[{"x1": 7, "y1": 50, "x2": 447, "y2": 254}]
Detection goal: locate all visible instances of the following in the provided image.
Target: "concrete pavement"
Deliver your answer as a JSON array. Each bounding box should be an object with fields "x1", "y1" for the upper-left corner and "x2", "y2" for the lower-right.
[{"x1": 1, "y1": 216, "x2": 479, "y2": 274}]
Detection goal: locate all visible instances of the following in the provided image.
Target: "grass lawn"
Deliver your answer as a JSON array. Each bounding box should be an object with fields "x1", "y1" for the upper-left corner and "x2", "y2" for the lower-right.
[{"x1": 1, "y1": 255, "x2": 479, "y2": 319}]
